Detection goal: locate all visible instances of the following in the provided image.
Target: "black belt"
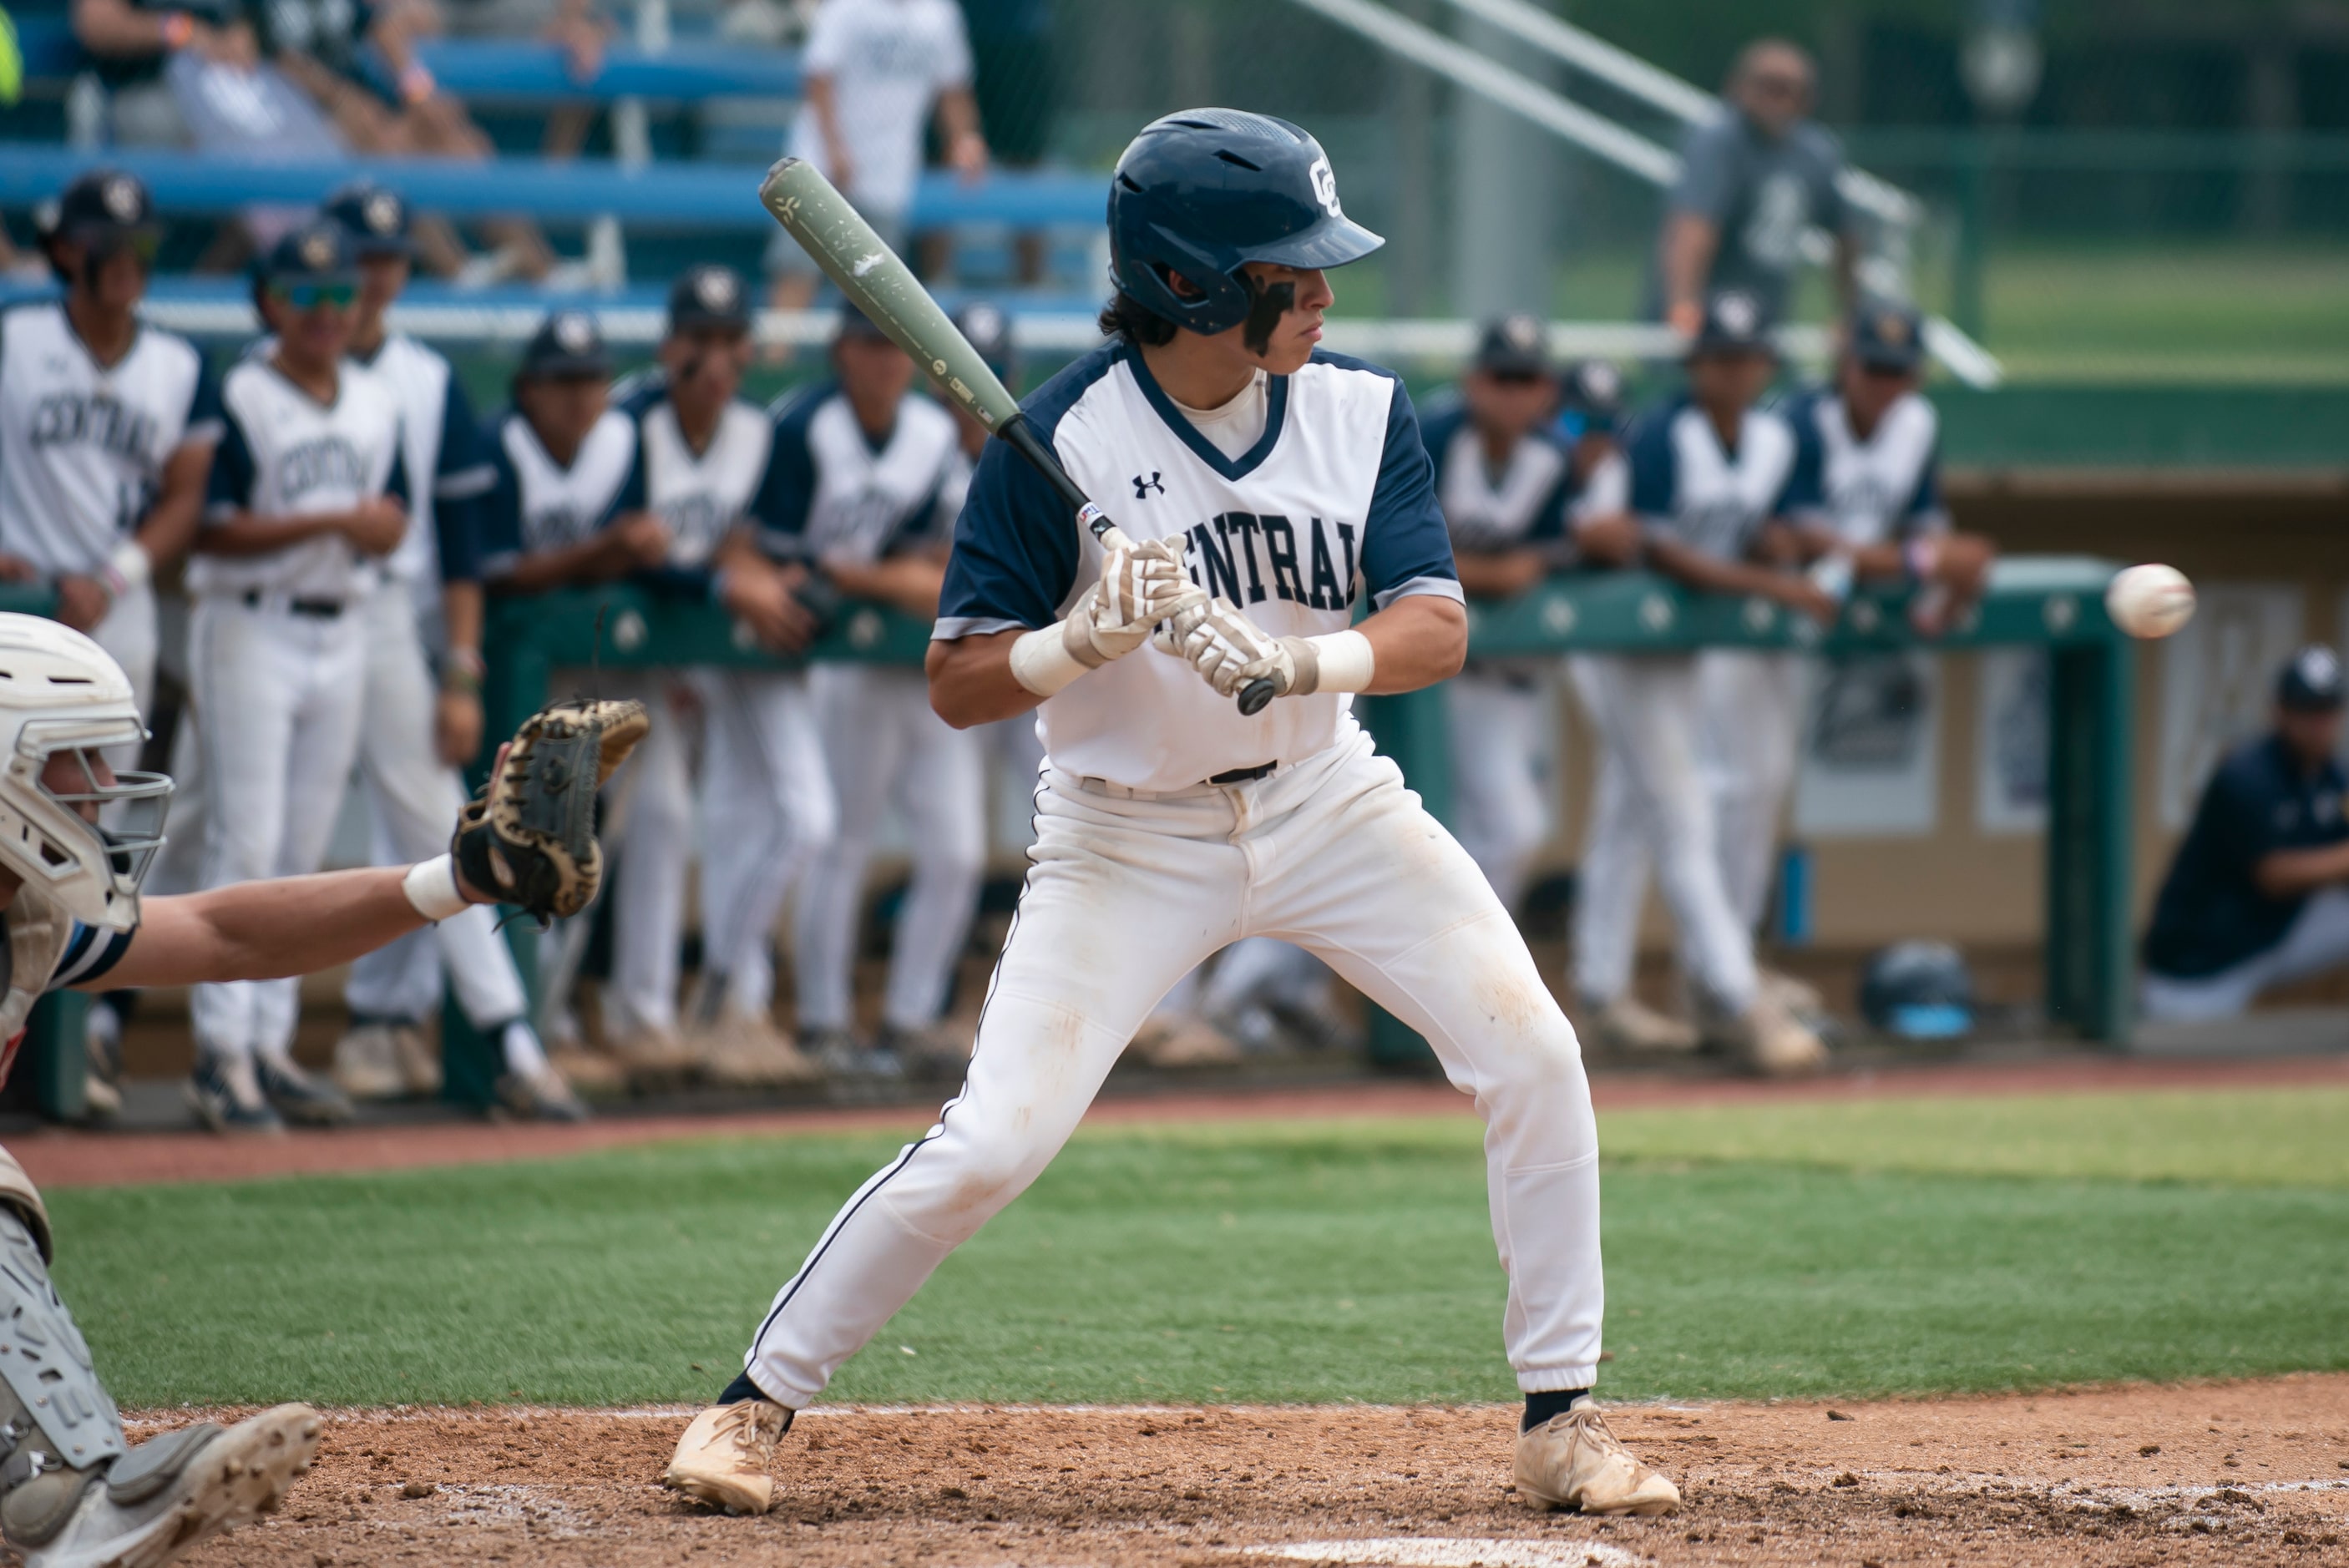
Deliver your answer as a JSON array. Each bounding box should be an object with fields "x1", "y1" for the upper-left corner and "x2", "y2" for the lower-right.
[
  {"x1": 242, "y1": 591, "x2": 345, "y2": 619},
  {"x1": 1208, "y1": 761, "x2": 1277, "y2": 785}
]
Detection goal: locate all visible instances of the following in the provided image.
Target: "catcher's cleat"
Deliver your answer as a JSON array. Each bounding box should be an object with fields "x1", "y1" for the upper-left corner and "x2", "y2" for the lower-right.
[
  {"x1": 184, "y1": 1054, "x2": 282, "y2": 1136},
  {"x1": 1588, "y1": 997, "x2": 1702, "y2": 1054},
  {"x1": 1513, "y1": 1398, "x2": 1680, "y2": 1516},
  {"x1": 13, "y1": 1404, "x2": 322, "y2": 1568},
  {"x1": 330, "y1": 1024, "x2": 407, "y2": 1100},
  {"x1": 253, "y1": 1054, "x2": 355, "y2": 1126},
  {"x1": 664, "y1": 1400, "x2": 789, "y2": 1515},
  {"x1": 496, "y1": 1065, "x2": 589, "y2": 1123}
]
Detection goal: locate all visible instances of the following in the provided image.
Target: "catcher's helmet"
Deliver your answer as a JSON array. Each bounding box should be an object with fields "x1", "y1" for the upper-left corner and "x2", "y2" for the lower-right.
[
  {"x1": 1858, "y1": 941, "x2": 1976, "y2": 1040},
  {"x1": 1108, "y1": 109, "x2": 1383, "y2": 336}
]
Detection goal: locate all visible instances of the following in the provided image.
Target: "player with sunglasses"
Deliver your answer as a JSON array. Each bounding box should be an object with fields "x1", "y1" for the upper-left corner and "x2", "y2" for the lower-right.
[{"x1": 182, "y1": 220, "x2": 415, "y2": 1131}]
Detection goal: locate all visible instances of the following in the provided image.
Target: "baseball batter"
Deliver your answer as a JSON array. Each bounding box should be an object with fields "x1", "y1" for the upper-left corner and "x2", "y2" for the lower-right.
[
  {"x1": 1427, "y1": 318, "x2": 1635, "y2": 913},
  {"x1": 0, "y1": 611, "x2": 635, "y2": 1567},
  {"x1": 313, "y1": 180, "x2": 582, "y2": 1120},
  {"x1": 604, "y1": 266, "x2": 830, "y2": 1084},
  {"x1": 1567, "y1": 290, "x2": 1828, "y2": 1074},
  {"x1": 187, "y1": 220, "x2": 410, "y2": 1131},
  {"x1": 779, "y1": 306, "x2": 980, "y2": 1080},
  {"x1": 666, "y1": 109, "x2": 1676, "y2": 1520}
]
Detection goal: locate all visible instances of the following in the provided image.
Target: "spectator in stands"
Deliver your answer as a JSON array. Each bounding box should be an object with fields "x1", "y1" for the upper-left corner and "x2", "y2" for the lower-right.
[
  {"x1": 2143, "y1": 647, "x2": 2349, "y2": 1023},
  {"x1": 68, "y1": 0, "x2": 243, "y2": 144},
  {"x1": 1654, "y1": 38, "x2": 1858, "y2": 338},
  {"x1": 766, "y1": 0, "x2": 990, "y2": 328},
  {"x1": 437, "y1": 0, "x2": 610, "y2": 161}
]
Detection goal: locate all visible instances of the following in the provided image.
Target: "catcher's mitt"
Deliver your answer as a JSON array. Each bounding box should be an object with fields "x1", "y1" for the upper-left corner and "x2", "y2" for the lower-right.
[{"x1": 452, "y1": 698, "x2": 650, "y2": 922}]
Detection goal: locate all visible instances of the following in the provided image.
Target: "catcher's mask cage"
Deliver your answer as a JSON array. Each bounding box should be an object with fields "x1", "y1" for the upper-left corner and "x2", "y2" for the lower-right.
[{"x1": 0, "y1": 615, "x2": 172, "y2": 932}]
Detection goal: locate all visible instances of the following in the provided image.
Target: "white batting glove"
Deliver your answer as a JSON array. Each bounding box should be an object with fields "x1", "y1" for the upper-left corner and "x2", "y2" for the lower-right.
[
  {"x1": 1176, "y1": 596, "x2": 1290, "y2": 697},
  {"x1": 1068, "y1": 535, "x2": 1198, "y2": 665}
]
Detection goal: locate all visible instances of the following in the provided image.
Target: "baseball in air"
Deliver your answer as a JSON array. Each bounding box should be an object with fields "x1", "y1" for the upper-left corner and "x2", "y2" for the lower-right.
[{"x1": 2105, "y1": 563, "x2": 2196, "y2": 640}]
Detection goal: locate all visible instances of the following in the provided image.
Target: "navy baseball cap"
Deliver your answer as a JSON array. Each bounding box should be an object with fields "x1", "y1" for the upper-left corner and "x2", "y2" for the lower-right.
[
  {"x1": 323, "y1": 180, "x2": 413, "y2": 260},
  {"x1": 667, "y1": 265, "x2": 750, "y2": 334},
  {"x1": 257, "y1": 220, "x2": 357, "y2": 286},
  {"x1": 1557, "y1": 358, "x2": 1625, "y2": 432},
  {"x1": 1689, "y1": 288, "x2": 1774, "y2": 358},
  {"x1": 1472, "y1": 312, "x2": 1550, "y2": 377},
  {"x1": 2278, "y1": 645, "x2": 2345, "y2": 712},
  {"x1": 952, "y1": 300, "x2": 1015, "y2": 382},
  {"x1": 48, "y1": 168, "x2": 158, "y2": 248},
  {"x1": 834, "y1": 301, "x2": 893, "y2": 342},
  {"x1": 1850, "y1": 297, "x2": 1925, "y2": 373},
  {"x1": 519, "y1": 310, "x2": 610, "y2": 381}
]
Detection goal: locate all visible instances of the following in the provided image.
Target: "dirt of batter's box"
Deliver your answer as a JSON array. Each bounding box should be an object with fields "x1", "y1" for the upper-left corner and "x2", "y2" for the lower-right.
[{"x1": 144, "y1": 1374, "x2": 2349, "y2": 1568}]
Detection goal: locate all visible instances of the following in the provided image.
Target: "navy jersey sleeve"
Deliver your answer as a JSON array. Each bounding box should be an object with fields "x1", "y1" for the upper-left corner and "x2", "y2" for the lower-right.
[
  {"x1": 181, "y1": 352, "x2": 225, "y2": 448},
  {"x1": 473, "y1": 419, "x2": 524, "y2": 581},
  {"x1": 934, "y1": 430, "x2": 1078, "y2": 638},
  {"x1": 49, "y1": 921, "x2": 134, "y2": 991},
  {"x1": 201, "y1": 405, "x2": 257, "y2": 521},
  {"x1": 433, "y1": 484, "x2": 480, "y2": 584},
  {"x1": 608, "y1": 427, "x2": 647, "y2": 518},
  {"x1": 1354, "y1": 371, "x2": 1461, "y2": 610},
  {"x1": 1901, "y1": 444, "x2": 1949, "y2": 537},
  {"x1": 749, "y1": 391, "x2": 820, "y2": 559},
  {"x1": 432, "y1": 374, "x2": 495, "y2": 503},
  {"x1": 1623, "y1": 410, "x2": 1678, "y2": 524}
]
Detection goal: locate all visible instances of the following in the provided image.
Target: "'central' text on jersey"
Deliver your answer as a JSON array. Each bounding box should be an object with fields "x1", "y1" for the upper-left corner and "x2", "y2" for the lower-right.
[{"x1": 1185, "y1": 512, "x2": 1359, "y2": 612}]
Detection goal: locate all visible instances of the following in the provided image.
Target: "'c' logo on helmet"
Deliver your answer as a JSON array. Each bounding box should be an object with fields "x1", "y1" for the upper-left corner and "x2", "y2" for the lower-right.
[{"x1": 1308, "y1": 157, "x2": 1343, "y2": 219}]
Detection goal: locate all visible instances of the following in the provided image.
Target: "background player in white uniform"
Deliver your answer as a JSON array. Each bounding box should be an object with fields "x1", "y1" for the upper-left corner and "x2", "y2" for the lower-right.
[
  {"x1": 604, "y1": 267, "x2": 829, "y2": 1085},
  {"x1": 314, "y1": 181, "x2": 581, "y2": 1120},
  {"x1": 1428, "y1": 318, "x2": 1636, "y2": 914},
  {"x1": 0, "y1": 169, "x2": 221, "y2": 1114},
  {"x1": 0, "y1": 611, "x2": 619, "y2": 1568},
  {"x1": 666, "y1": 109, "x2": 1676, "y2": 1523},
  {"x1": 1568, "y1": 291, "x2": 1830, "y2": 1074},
  {"x1": 777, "y1": 306, "x2": 978, "y2": 1082},
  {"x1": 185, "y1": 221, "x2": 406, "y2": 1132}
]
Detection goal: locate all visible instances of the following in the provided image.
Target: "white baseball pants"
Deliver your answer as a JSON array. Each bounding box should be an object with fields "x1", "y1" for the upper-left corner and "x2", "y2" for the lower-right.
[
  {"x1": 793, "y1": 665, "x2": 985, "y2": 1034},
  {"x1": 696, "y1": 668, "x2": 836, "y2": 1020},
  {"x1": 603, "y1": 674, "x2": 699, "y2": 1037},
  {"x1": 187, "y1": 594, "x2": 368, "y2": 1060},
  {"x1": 743, "y1": 726, "x2": 1605, "y2": 1404},
  {"x1": 88, "y1": 582, "x2": 159, "y2": 776},
  {"x1": 1567, "y1": 655, "x2": 1758, "y2": 1014},
  {"x1": 1697, "y1": 650, "x2": 1807, "y2": 936},
  {"x1": 1445, "y1": 669, "x2": 1556, "y2": 914},
  {"x1": 342, "y1": 584, "x2": 532, "y2": 1029},
  {"x1": 2142, "y1": 885, "x2": 2349, "y2": 1022}
]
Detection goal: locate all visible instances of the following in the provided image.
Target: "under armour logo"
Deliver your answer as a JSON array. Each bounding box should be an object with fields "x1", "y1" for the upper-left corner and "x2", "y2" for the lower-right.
[{"x1": 1132, "y1": 473, "x2": 1165, "y2": 499}]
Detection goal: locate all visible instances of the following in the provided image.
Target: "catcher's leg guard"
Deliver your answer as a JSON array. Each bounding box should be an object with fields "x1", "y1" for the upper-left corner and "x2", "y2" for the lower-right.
[{"x1": 0, "y1": 1196, "x2": 126, "y2": 1551}]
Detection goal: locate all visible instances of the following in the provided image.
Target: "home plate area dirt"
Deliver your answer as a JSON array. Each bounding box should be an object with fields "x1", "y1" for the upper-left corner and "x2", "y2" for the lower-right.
[{"x1": 154, "y1": 1375, "x2": 2349, "y2": 1567}]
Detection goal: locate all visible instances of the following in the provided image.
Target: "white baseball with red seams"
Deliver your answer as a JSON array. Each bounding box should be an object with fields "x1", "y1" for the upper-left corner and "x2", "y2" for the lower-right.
[{"x1": 2104, "y1": 563, "x2": 2196, "y2": 640}]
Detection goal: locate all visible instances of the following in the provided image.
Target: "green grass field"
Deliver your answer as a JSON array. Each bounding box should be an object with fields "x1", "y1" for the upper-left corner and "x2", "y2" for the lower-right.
[{"x1": 52, "y1": 1085, "x2": 2349, "y2": 1410}]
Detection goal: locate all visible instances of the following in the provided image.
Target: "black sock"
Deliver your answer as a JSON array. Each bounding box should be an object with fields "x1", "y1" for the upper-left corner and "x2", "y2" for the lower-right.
[
  {"x1": 717, "y1": 1371, "x2": 767, "y2": 1405},
  {"x1": 1522, "y1": 1388, "x2": 1589, "y2": 1432}
]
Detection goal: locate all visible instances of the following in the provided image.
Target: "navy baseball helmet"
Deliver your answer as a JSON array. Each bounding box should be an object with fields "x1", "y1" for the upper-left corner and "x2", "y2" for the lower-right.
[
  {"x1": 1689, "y1": 288, "x2": 1774, "y2": 359},
  {"x1": 667, "y1": 265, "x2": 750, "y2": 334},
  {"x1": 1858, "y1": 941, "x2": 1976, "y2": 1041},
  {"x1": 1472, "y1": 313, "x2": 1550, "y2": 377},
  {"x1": 323, "y1": 180, "x2": 413, "y2": 260},
  {"x1": 48, "y1": 168, "x2": 157, "y2": 248},
  {"x1": 1850, "y1": 297, "x2": 1924, "y2": 373},
  {"x1": 256, "y1": 220, "x2": 356, "y2": 286},
  {"x1": 519, "y1": 310, "x2": 610, "y2": 381},
  {"x1": 1107, "y1": 109, "x2": 1383, "y2": 336}
]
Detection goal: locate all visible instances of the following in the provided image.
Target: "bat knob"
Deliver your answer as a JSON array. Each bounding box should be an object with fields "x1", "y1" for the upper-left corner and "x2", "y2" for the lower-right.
[{"x1": 1238, "y1": 677, "x2": 1277, "y2": 716}]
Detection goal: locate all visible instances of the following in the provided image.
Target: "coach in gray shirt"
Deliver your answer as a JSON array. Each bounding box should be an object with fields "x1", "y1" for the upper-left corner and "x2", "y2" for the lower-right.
[{"x1": 1656, "y1": 39, "x2": 1859, "y2": 336}]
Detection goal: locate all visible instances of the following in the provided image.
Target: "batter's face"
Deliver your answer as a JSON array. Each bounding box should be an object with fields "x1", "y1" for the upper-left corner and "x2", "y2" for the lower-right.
[
  {"x1": 1232, "y1": 261, "x2": 1333, "y2": 373},
  {"x1": 1463, "y1": 367, "x2": 1557, "y2": 445},
  {"x1": 518, "y1": 373, "x2": 610, "y2": 457},
  {"x1": 1687, "y1": 349, "x2": 1774, "y2": 414},
  {"x1": 833, "y1": 334, "x2": 916, "y2": 412}
]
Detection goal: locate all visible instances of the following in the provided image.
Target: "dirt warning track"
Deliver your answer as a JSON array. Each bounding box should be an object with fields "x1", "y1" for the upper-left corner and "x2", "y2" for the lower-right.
[{"x1": 154, "y1": 1374, "x2": 2349, "y2": 1567}]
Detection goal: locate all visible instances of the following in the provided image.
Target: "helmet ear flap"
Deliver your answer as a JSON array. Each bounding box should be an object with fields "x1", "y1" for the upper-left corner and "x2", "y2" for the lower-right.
[{"x1": 1113, "y1": 223, "x2": 1253, "y2": 336}]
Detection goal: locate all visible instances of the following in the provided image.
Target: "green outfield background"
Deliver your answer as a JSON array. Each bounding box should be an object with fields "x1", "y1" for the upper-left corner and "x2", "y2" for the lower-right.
[{"x1": 52, "y1": 1085, "x2": 2349, "y2": 1410}]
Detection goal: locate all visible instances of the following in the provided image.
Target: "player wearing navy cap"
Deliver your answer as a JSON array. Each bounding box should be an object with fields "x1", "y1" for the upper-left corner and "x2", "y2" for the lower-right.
[
  {"x1": 1570, "y1": 290, "x2": 1830, "y2": 1073},
  {"x1": 2144, "y1": 648, "x2": 2349, "y2": 1020},
  {"x1": 782, "y1": 306, "x2": 978, "y2": 1081},
  {"x1": 666, "y1": 108, "x2": 1677, "y2": 1522},
  {"x1": 1428, "y1": 316, "x2": 1637, "y2": 913}
]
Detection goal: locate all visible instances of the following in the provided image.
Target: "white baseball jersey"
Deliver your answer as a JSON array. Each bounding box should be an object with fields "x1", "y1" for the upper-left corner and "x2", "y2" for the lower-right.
[
  {"x1": 938, "y1": 344, "x2": 1460, "y2": 793},
  {"x1": 1419, "y1": 396, "x2": 1628, "y2": 564},
  {"x1": 615, "y1": 379, "x2": 778, "y2": 572},
  {"x1": 353, "y1": 333, "x2": 495, "y2": 586},
  {"x1": 195, "y1": 356, "x2": 408, "y2": 601},
  {"x1": 1779, "y1": 386, "x2": 1949, "y2": 548},
  {"x1": 0, "y1": 302, "x2": 221, "y2": 577},
  {"x1": 474, "y1": 406, "x2": 639, "y2": 579},
  {"x1": 788, "y1": 0, "x2": 973, "y2": 217},
  {"x1": 1623, "y1": 396, "x2": 1799, "y2": 560},
  {"x1": 758, "y1": 381, "x2": 960, "y2": 566}
]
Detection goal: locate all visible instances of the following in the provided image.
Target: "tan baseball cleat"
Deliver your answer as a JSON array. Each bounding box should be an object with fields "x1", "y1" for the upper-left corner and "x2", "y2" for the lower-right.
[
  {"x1": 1589, "y1": 997, "x2": 1702, "y2": 1054},
  {"x1": 1513, "y1": 1398, "x2": 1681, "y2": 1516},
  {"x1": 663, "y1": 1401, "x2": 788, "y2": 1515},
  {"x1": 1741, "y1": 994, "x2": 1829, "y2": 1078}
]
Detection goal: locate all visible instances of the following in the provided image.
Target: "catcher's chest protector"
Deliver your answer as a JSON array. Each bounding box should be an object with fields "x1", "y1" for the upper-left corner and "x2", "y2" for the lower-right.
[{"x1": 0, "y1": 888, "x2": 74, "y2": 1085}]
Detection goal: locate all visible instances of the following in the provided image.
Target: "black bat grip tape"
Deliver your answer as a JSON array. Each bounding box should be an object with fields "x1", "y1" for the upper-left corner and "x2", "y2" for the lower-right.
[{"x1": 1238, "y1": 677, "x2": 1276, "y2": 716}]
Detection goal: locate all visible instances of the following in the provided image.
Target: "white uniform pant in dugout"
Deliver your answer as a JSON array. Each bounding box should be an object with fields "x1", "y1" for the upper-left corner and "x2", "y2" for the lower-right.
[
  {"x1": 743, "y1": 726, "x2": 1604, "y2": 1406},
  {"x1": 188, "y1": 594, "x2": 368, "y2": 1058},
  {"x1": 343, "y1": 584, "x2": 533, "y2": 1029},
  {"x1": 1567, "y1": 655, "x2": 1758, "y2": 1014},
  {"x1": 88, "y1": 582, "x2": 159, "y2": 776},
  {"x1": 793, "y1": 664, "x2": 986, "y2": 1034},
  {"x1": 1445, "y1": 668, "x2": 1557, "y2": 914},
  {"x1": 1697, "y1": 650, "x2": 1808, "y2": 937}
]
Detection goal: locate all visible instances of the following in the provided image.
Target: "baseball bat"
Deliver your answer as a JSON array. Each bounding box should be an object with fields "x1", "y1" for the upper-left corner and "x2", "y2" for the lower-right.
[{"x1": 756, "y1": 157, "x2": 1277, "y2": 717}]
